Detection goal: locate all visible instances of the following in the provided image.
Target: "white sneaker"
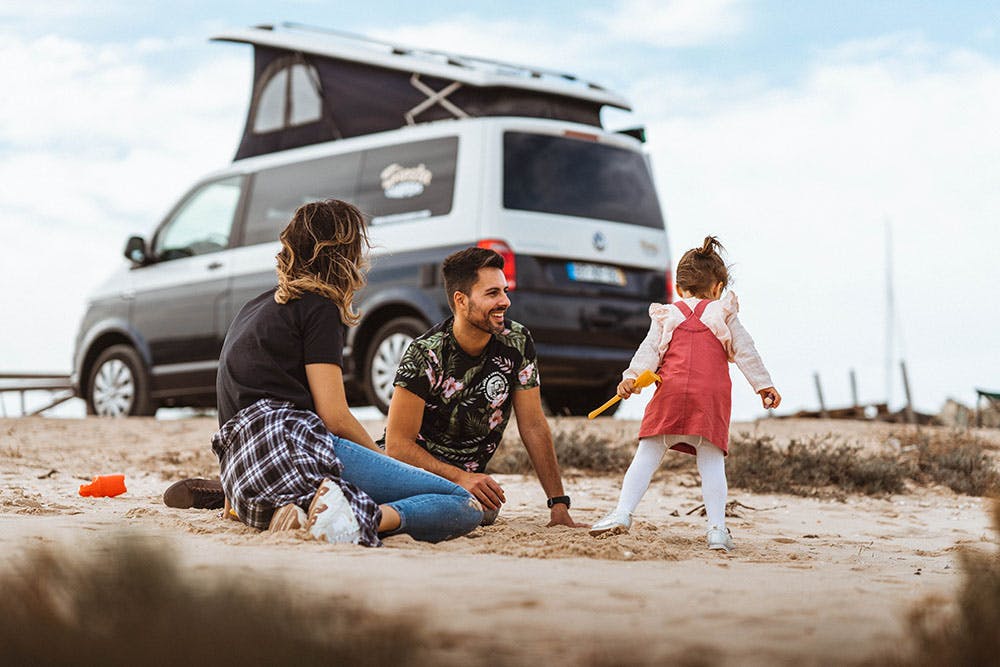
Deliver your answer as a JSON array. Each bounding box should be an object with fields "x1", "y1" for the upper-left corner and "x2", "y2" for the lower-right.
[
  {"x1": 707, "y1": 525, "x2": 735, "y2": 552},
  {"x1": 307, "y1": 479, "x2": 361, "y2": 544},
  {"x1": 268, "y1": 503, "x2": 307, "y2": 531},
  {"x1": 589, "y1": 509, "x2": 632, "y2": 536}
]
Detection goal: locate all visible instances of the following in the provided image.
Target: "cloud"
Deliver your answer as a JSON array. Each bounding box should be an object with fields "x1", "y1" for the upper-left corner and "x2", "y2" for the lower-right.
[
  {"x1": 590, "y1": 0, "x2": 747, "y2": 48},
  {"x1": 0, "y1": 31, "x2": 246, "y2": 372}
]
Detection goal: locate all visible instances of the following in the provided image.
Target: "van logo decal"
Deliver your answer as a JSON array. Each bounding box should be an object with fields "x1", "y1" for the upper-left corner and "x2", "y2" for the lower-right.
[
  {"x1": 593, "y1": 232, "x2": 607, "y2": 251},
  {"x1": 380, "y1": 163, "x2": 433, "y2": 199}
]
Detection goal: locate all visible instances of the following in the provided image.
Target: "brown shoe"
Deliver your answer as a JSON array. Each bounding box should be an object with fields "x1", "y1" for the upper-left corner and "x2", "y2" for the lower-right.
[{"x1": 163, "y1": 478, "x2": 225, "y2": 509}]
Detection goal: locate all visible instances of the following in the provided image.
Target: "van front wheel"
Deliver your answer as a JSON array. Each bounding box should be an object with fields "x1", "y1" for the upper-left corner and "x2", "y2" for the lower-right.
[
  {"x1": 364, "y1": 317, "x2": 427, "y2": 415},
  {"x1": 86, "y1": 345, "x2": 156, "y2": 417}
]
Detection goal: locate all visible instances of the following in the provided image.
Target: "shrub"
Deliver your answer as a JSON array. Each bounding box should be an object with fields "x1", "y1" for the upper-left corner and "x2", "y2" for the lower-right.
[{"x1": 0, "y1": 535, "x2": 428, "y2": 667}]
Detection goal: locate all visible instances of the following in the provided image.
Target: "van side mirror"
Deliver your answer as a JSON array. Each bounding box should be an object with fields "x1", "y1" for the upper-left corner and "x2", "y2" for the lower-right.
[{"x1": 124, "y1": 236, "x2": 149, "y2": 265}]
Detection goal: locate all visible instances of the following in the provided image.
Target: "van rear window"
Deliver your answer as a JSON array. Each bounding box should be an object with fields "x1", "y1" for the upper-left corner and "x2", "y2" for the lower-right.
[{"x1": 503, "y1": 132, "x2": 664, "y2": 229}]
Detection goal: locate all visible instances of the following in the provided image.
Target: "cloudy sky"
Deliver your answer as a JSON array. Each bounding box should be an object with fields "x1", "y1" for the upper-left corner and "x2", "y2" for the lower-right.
[{"x1": 1, "y1": 1, "x2": 998, "y2": 421}]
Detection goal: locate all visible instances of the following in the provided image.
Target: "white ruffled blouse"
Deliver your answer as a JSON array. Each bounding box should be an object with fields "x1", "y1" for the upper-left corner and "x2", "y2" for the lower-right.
[{"x1": 623, "y1": 291, "x2": 773, "y2": 392}]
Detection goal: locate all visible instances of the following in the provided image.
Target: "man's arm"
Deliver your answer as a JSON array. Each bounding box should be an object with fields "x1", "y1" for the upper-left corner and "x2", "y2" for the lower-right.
[
  {"x1": 511, "y1": 387, "x2": 587, "y2": 528},
  {"x1": 385, "y1": 385, "x2": 506, "y2": 510}
]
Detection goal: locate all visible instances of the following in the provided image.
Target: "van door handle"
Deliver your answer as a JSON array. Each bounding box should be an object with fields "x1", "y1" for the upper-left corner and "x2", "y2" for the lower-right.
[
  {"x1": 207, "y1": 261, "x2": 223, "y2": 270},
  {"x1": 584, "y1": 313, "x2": 620, "y2": 329}
]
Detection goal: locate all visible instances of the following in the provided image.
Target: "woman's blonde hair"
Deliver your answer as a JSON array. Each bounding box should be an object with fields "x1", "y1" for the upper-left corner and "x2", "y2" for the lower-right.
[{"x1": 274, "y1": 199, "x2": 370, "y2": 325}]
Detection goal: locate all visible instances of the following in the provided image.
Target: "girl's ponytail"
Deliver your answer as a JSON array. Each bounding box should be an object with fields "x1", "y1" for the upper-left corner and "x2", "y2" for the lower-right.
[{"x1": 698, "y1": 236, "x2": 725, "y2": 257}]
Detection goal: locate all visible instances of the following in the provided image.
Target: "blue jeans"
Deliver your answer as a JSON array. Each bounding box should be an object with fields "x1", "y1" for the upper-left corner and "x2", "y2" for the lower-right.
[{"x1": 330, "y1": 436, "x2": 483, "y2": 543}]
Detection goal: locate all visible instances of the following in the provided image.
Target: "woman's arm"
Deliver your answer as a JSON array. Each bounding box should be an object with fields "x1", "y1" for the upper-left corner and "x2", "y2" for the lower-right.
[{"x1": 305, "y1": 363, "x2": 380, "y2": 452}]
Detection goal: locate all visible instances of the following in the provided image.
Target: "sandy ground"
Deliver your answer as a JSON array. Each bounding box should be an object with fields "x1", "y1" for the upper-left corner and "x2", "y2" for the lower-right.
[{"x1": 1, "y1": 416, "x2": 997, "y2": 665}]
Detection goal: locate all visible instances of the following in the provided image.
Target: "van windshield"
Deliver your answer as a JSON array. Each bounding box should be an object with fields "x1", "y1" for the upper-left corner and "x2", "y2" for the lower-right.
[{"x1": 503, "y1": 132, "x2": 664, "y2": 229}]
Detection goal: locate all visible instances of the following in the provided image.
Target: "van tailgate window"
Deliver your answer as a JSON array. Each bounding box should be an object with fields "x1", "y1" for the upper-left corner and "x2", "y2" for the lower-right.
[{"x1": 503, "y1": 132, "x2": 664, "y2": 229}]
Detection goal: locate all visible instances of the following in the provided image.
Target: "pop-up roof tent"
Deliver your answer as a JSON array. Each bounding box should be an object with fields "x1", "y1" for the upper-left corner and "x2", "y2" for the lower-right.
[{"x1": 212, "y1": 23, "x2": 633, "y2": 161}]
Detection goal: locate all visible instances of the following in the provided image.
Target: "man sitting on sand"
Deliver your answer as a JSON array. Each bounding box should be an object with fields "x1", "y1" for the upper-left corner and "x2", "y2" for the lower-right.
[
  {"x1": 166, "y1": 247, "x2": 585, "y2": 529},
  {"x1": 382, "y1": 247, "x2": 585, "y2": 528}
]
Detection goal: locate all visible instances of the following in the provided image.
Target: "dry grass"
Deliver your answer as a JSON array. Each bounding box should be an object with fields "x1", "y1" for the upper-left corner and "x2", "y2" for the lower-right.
[
  {"x1": 902, "y1": 429, "x2": 1000, "y2": 496},
  {"x1": 726, "y1": 432, "x2": 908, "y2": 497},
  {"x1": 493, "y1": 424, "x2": 999, "y2": 499},
  {"x1": 0, "y1": 535, "x2": 430, "y2": 667},
  {"x1": 875, "y1": 500, "x2": 1000, "y2": 666}
]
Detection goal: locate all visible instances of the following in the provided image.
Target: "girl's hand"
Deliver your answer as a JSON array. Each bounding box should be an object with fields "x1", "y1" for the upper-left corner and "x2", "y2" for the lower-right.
[
  {"x1": 758, "y1": 387, "x2": 781, "y2": 409},
  {"x1": 617, "y1": 378, "x2": 637, "y2": 400}
]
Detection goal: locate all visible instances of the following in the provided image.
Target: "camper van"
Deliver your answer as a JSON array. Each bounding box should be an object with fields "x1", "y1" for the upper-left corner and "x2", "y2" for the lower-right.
[{"x1": 71, "y1": 24, "x2": 672, "y2": 417}]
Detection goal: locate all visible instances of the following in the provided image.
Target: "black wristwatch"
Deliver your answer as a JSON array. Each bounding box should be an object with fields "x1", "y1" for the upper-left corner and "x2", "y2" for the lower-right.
[{"x1": 546, "y1": 495, "x2": 571, "y2": 509}]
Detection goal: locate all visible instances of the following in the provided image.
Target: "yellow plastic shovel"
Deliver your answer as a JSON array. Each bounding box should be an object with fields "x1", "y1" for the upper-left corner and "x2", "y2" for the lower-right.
[{"x1": 587, "y1": 369, "x2": 661, "y2": 419}]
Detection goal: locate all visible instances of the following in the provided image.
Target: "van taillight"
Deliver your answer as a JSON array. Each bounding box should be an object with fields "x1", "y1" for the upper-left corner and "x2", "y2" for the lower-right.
[
  {"x1": 665, "y1": 268, "x2": 674, "y2": 302},
  {"x1": 477, "y1": 239, "x2": 517, "y2": 290}
]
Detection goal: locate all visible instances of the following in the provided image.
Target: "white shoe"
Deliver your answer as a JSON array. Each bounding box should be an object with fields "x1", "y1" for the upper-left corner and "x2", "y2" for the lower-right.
[
  {"x1": 589, "y1": 509, "x2": 632, "y2": 536},
  {"x1": 268, "y1": 503, "x2": 307, "y2": 531},
  {"x1": 307, "y1": 479, "x2": 361, "y2": 544},
  {"x1": 707, "y1": 525, "x2": 735, "y2": 552}
]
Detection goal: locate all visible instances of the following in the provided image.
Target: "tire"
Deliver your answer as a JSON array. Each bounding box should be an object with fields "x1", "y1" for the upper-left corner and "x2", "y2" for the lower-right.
[
  {"x1": 363, "y1": 317, "x2": 427, "y2": 415},
  {"x1": 86, "y1": 345, "x2": 156, "y2": 417},
  {"x1": 543, "y1": 384, "x2": 620, "y2": 417}
]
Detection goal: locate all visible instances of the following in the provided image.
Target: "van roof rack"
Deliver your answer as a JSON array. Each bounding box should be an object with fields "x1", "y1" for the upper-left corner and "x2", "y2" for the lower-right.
[
  {"x1": 212, "y1": 23, "x2": 633, "y2": 160},
  {"x1": 213, "y1": 22, "x2": 630, "y2": 109}
]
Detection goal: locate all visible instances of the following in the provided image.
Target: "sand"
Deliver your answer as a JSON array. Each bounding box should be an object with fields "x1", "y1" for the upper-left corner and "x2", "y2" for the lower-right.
[{"x1": 0, "y1": 416, "x2": 996, "y2": 665}]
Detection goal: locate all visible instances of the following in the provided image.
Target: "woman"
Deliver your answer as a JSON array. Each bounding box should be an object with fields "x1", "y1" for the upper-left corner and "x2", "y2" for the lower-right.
[{"x1": 212, "y1": 199, "x2": 483, "y2": 545}]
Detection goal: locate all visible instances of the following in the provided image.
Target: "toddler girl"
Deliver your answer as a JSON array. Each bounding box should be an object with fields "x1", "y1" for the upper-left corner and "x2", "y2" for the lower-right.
[{"x1": 590, "y1": 236, "x2": 780, "y2": 551}]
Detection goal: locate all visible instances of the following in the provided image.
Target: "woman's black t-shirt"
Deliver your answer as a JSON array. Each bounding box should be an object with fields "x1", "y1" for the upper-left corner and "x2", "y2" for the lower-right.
[{"x1": 216, "y1": 288, "x2": 345, "y2": 426}]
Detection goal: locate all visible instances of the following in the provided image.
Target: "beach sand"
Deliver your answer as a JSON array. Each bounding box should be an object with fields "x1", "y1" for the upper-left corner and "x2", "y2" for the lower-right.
[{"x1": 0, "y1": 416, "x2": 996, "y2": 665}]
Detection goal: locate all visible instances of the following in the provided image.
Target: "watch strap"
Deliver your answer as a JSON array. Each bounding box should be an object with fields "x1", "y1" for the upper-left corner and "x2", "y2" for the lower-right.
[{"x1": 546, "y1": 495, "x2": 571, "y2": 509}]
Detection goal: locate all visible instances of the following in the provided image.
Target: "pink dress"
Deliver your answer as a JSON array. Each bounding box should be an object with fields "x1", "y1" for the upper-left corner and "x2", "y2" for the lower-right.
[{"x1": 638, "y1": 300, "x2": 732, "y2": 455}]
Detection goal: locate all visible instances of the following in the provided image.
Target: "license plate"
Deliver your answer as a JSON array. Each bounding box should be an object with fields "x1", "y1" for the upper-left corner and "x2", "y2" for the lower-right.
[{"x1": 567, "y1": 262, "x2": 626, "y2": 286}]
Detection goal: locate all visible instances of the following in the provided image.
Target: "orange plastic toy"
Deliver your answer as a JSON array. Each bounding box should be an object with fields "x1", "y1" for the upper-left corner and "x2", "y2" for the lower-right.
[
  {"x1": 79, "y1": 474, "x2": 127, "y2": 498},
  {"x1": 587, "y1": 369, "x2": 662, "y2": 419}
]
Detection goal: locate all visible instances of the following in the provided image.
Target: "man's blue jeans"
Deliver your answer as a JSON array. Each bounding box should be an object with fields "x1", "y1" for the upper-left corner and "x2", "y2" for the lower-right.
[{"x1": 330, "y1": 436, "x2": 483, "y2": 543}]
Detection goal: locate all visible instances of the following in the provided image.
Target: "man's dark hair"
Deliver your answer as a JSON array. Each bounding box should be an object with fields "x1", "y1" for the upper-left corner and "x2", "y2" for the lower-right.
[{"x1": 441, "y1": 247, "x2": 505, "y2": 311}]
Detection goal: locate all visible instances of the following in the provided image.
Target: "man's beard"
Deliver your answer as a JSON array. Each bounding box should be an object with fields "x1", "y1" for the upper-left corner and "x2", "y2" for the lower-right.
[{"x1": 466, "y1": 301, "x2": 506, "y2": 335}]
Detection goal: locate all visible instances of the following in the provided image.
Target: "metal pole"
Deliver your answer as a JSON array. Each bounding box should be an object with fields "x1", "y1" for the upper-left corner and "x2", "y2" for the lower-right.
[
  {"x1": 814, "y1": 372, "x2": 828, "y2": 419},
  {"x1": 900, "y1": 360, "x2": 915, "y2": 424}
]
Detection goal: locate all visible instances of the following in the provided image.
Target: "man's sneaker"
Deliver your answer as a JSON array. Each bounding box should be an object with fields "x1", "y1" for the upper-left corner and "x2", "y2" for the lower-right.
[
  {"x1": 163, "y1": 478, "x2": 225, "y2": 510},
  {"x1": 589, "y1": 509, "x2": 632, "y2": 536},
  {"x1": 268, "y1": 503, "x2": 308, "y2": 531},
  {"x1": 306, "y1": 479, "x2": 361, "y2": 544},
  {"x1": 707, "y1": 525, "x2": 735, "y2": 552}
]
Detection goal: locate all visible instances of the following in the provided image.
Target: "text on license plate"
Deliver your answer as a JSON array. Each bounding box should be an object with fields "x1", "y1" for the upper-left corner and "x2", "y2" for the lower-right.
[{"x1": 567, "y1": 262, "x2": 626, "y2": 286}]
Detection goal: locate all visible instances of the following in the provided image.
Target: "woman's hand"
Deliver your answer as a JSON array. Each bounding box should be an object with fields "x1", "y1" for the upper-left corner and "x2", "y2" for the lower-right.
[
  {"x1": 617, "y1": 378, "x2": 637, "y2": 400},
  {"x1": 758, "y1": 387, "x2": 781, "y2": 409}
]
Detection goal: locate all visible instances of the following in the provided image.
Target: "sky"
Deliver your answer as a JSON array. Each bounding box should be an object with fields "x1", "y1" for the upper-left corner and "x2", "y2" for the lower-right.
[{"x1": 1, "y1": 1, "x2": 999, "y2": 421}]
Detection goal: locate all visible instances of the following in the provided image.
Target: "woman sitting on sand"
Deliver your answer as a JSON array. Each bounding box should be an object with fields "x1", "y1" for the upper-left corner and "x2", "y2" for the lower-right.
[{"x1": 212, "y1": 199, "x2": 483, "y2": 546}]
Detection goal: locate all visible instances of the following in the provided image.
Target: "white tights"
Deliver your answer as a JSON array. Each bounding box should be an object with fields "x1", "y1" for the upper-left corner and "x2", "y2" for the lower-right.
[{"x1": 614, "y1": 435, "x2": 728, "y2": 529}]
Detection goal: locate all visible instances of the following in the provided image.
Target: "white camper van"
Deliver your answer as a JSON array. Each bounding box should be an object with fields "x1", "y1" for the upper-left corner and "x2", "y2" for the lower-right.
[{"x1": 72, "y1": 24, "x2": 672, "y2": 417}]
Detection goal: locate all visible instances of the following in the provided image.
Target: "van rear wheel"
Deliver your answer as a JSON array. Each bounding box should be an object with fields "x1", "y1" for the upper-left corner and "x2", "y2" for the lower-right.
[
  {"x1": 86, "y1": 345, "x2": 156, "y2": 417},
  {"x1": 364, "y1": 317, "x2": 427, "y2": 415}
]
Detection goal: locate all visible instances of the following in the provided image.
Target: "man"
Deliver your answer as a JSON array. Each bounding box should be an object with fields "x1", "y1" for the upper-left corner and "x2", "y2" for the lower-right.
[{"x1": 384, "y1": 247, "x2": 585, "y2": 528}]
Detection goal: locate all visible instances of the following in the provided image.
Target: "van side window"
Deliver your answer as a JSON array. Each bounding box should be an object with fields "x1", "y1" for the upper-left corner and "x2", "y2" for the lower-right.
[
  {"x1": 252, "y1": 58, "x2": 323, "y2": 134},
  {"x1": 356, "y1": 137, "x2": 458, "y2": 225},
  {"x1": 153, "y1": 177, "x2": 243, "y2": 261},
  {"x1": 241, "y1": 152, "x2": 362, "y2": 246}
]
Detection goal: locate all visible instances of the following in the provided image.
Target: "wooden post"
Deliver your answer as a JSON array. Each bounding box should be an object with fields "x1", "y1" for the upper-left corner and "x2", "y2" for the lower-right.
[
  {"x1": 900, "y1": 361, "x2": 915, "y2": 424},
  {"x1": 814, "y1": 372, "x2": 828, "y2": 419},
  {"x1": 850, "y1": 369, "x2": 860, "y2": 418}
]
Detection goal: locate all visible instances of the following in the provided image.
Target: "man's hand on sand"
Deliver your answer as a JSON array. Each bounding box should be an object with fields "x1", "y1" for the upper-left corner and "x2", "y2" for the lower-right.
[
  {"x1": 546, "y1": 503, "x2": 588, "y2": 528},
  {"x1": 458, "y1": 471, "x2": 506, "y2": 510}
]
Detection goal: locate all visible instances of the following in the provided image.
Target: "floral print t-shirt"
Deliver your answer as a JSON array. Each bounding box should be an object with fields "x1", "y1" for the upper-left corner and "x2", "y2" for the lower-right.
[{"x1": 393, "y1": 317, "x2": 540, "y2": 473}]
